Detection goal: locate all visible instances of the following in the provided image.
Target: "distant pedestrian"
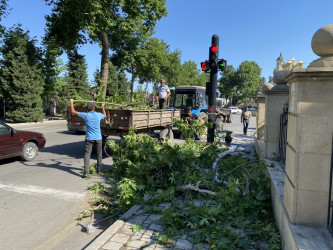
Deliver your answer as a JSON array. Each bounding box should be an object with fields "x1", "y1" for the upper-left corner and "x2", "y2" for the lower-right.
[
  {"x1": 156, "y1": 78, "x2": 170, "y2": 109},
  {"x1": 70, "y1": 99, "x2": 106, "y2": 178},
  {"x1": 241, "y1": 107, "x2": 252, "y2": 135}
]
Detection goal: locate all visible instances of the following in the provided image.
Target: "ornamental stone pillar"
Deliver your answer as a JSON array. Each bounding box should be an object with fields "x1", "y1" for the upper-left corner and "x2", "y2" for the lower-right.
[
  {"x1": 284, "y1": 24, "x2": 333, "y2": 227},
  {"x1": 255, "y1": 94, "x2": 266, "y2": 142},
  {"x1": 262, "y1": 83, "x2": 289, "y2": 159}
]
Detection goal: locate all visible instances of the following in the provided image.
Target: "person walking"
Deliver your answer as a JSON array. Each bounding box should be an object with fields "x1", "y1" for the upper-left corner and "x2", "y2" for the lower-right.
[
  {"x1": 241, "y1": 107, "x2": 252, "y2": 135},
  {"x1": 156, "y1": 78, "x2": 170, "y2": 109},
  {"x1": 70, "y1": 99, "x2": 106, "y2": 178}
]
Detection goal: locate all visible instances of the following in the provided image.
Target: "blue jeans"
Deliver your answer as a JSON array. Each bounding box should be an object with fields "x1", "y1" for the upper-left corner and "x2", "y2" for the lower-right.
[
  {"x1": 243, "y1": 119, "x2": 249, "y2": 135},
  {"x1": 84, "y1": 139, "x2": 102, "y2": 174}
]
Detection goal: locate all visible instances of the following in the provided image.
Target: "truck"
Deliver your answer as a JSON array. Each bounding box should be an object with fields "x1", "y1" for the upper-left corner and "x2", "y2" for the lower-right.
[
  {"x1": 67, "y1": 86, "x2": 232, "y2": 143},
  {"x1": 67, "y1": 106, "x2": 180, "y2": 143},
  {"x1": 168, "y1": 86, "x2": 232, "y2": 131}
]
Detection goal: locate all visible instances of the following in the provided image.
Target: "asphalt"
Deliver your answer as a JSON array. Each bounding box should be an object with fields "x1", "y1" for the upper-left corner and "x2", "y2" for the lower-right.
[
  {"x1": 87, "y1": 115, "x2": 257, "y2": 250},
  {"x1": 2, "y1": 114, "x2": 257, "y2": 249}
]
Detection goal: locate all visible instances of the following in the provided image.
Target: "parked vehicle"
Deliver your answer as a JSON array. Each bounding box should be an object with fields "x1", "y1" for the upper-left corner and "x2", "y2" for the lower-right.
[
  {"x1": 0, "y1": 121, "x2": 46, "y2": 161},
  {"x1": 67, "y1": 86, "x2": 232, "y2": 142},
  {"x1": 242, "y1": 105, "x2": 257, "y2": 111},
  {"x1": 229, "y1": 106, "x2": 242, "y2": 114}
]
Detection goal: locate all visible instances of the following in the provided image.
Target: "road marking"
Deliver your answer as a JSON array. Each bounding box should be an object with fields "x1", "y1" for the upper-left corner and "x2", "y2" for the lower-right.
[{"x1": 0, "y1": 181, "x2": 86, "y2": 202}]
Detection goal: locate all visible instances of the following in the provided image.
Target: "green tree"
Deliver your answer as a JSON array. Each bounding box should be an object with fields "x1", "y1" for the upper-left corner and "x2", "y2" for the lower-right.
[
  {"x1": 178, "y1": 60, "x2": 199, "y2": 86},
  {"x1": 110, "y1": 27, "x2": 152, "y2": 100},
  {"x1": 105, "y1": 62, "x2": 130, "y2": 102},
  {"x1": 219, "y1": 61, "x2": 263, "y2": 105},
  {"x1": 44, "y1": 0, "x2": 167, "y2": 98},
  {"x1": 0, "y1": 26, "x2": 44, "y2": 122},
  {"x1": 197, "y1": 72, "x2": 210, "y2": 87},
  {"x1": 135, "y1": 37, "x2": 181, "y2": 94},
  {"x1": 219, "y1": 65, "x2": 237, "y2": 105},
  {"x1": 65, "y1": 51, "x2": 91, "y2": 100},
  {"x1": 42, "y1": 39, "x2": 65, "y2": 99},
  {"x1": 0, "y1": 0, "x2": 9, "y2": 36},
  {"x1": 236, "y1": 61, "x2": 262, "y2": 101}
]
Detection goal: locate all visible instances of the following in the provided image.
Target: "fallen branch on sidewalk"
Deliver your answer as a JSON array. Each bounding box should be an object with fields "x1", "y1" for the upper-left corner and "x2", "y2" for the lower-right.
[{"x1": 181, "y1": 181, "x2": 216, "y2": 196}]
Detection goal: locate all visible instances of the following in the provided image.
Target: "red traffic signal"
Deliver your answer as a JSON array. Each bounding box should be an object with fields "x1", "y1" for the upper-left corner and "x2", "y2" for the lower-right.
[
  {"x1": 201, "y1": 61, "x2": 210, "y2": 72},
  {"x1": 209, "y1": 44, "x2": 218, "y2": 67},
  {"x1": 211, "y1": 44, "x2": 218, "y2": 53}
]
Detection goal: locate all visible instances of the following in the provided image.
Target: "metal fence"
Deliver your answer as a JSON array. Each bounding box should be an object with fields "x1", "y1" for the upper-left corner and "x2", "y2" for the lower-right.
[
  {"x1": 278, "y1": 106, "x2": 288, "y2": 166},
  {"x1": 327, "y1": 135, "x2": 333, "y2": 236}
]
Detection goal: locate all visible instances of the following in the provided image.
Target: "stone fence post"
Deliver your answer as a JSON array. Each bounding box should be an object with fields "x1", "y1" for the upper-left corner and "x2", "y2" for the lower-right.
[
  {"x1": 262, "y1": 84, "x2": 289, "y2": 159},
  {"x1": 283, "y1": 24, "x2": 333, "y2": 227}
]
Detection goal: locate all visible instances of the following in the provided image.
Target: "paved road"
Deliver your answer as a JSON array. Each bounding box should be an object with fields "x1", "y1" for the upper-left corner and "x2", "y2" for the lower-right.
[{"x1": 0, "y1": 120, "x2": 113, "y2": 250}]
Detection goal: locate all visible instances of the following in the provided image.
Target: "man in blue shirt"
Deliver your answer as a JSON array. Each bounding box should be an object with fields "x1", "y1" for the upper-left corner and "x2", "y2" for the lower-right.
[{"x1": 70, "y1": 99, "x2": 106, "y2": 178}]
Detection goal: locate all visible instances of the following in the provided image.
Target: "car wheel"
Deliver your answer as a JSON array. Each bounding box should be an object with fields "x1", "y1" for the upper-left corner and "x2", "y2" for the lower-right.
[{"x1": 21, "y1": 142, "x2": 38, "y2": 161}]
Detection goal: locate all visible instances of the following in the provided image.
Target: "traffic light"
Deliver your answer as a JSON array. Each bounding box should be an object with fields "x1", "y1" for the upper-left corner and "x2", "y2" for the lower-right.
[
  {"x1": 201, "y1": 61, "x2": 210, "y2": 72},
  {"x1": 209, "y1": 44, "x2": 218, "y2": 67},
  {"x1": 218, "y1": 59, "x2": 227, "y2": 71}
]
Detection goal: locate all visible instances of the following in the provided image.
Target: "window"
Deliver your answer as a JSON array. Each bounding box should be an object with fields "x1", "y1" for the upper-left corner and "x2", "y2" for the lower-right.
[
  {"x1": 174, "y1": 93, "x2": 195, "y2": 108},
  {"x1": 0, "y1": 124, "x2": 10, "y2": 135}
]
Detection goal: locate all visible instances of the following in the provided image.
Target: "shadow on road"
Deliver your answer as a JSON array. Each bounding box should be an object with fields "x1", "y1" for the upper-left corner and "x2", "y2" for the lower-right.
[
  {"x1": 27, "y1": 159, "x2": 83, "y2": 178},
  {"x1": 42, "y1": 141, "x2": 84, "y2": 158}
]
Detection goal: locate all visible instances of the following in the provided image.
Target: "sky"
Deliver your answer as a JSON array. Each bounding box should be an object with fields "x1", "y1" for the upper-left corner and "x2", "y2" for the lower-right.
[{"x1": 2, "y1": 0, "x2": 333, "y2": 88}]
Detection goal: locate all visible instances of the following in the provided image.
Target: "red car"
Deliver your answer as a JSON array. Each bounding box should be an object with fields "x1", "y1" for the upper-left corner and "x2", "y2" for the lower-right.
[{"x1": 0, "y1": 121, "x2": 46, "y2": 161}]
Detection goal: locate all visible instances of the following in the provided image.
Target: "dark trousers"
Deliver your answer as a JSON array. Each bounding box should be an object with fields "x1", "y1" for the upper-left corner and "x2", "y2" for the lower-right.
[
  {"x1": 243, "y1": 119, "x2": 249, "y2": 135},
  {"x1": 159, "y1": 98, "x2": 167, "y2": 109},
  {"x1": 84, "y1": 139, "x2": 102, "y2": 174}
]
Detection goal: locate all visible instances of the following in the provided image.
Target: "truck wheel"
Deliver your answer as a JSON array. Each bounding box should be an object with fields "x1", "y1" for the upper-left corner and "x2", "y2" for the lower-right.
[
  {"x1": 20, "y1": 142, "x2": 38, "y2": 161},
  {"x1": 225, "y1": 135, "x2": 232, "y2": 144},
  {"x1": 159, "y1": 128, "x2": 174, "y2": 144}
]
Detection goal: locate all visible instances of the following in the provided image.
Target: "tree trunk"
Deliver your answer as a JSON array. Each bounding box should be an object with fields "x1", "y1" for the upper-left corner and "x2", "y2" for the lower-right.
[
  {"x1": 100, "y1": 31, "x2": 109, "y2": 98},
  {"x1": 130, "y1": 65, "x2": 134, "y2": 101},
  {"x1": 144, "y1": 81, "x2": 149, "y2": 104}
]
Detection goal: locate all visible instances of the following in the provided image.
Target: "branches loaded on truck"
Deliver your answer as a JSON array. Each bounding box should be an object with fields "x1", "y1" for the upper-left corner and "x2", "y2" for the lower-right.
[{"x1": 67, "y1": 86, "x2": 232, "y2": 144}]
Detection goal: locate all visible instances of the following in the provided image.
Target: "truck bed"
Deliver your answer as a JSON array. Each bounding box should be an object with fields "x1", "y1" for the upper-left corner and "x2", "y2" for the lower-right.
[{"x1": 67, "y1": 107, "x2": 181, "y2": 135}]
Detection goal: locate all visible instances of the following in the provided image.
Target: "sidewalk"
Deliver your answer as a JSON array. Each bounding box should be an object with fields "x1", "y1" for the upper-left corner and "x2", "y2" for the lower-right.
[
  {"x1": 87, "y1": 117, "x2": 257, "y2": 250},
  {"x1": 1, "y1": 114, "x2": 65, "y2": 128}
]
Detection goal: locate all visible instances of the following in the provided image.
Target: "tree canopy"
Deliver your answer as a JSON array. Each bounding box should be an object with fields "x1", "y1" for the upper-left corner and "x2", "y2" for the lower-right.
[
  {"x1": 44, "y1": 0, "x2": 168, "y2": 97},
  {"x1": 0, "y1": 26, "x2": 44, "y2": 122},
  {"x1": 135, "y1": 37, "x2": 181, "y2": 90},
  {"x1": 219, "y1": 61, "x2": 263, "y2": 105}
]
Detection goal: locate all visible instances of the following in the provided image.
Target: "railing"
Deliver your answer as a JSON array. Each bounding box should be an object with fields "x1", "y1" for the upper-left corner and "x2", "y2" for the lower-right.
[
  {"x1": 278, "y1": 106, "x2": 288, "y2": 166},
  {"x1": 327, "y1": 135, "x2": 333, "y2": 236}
]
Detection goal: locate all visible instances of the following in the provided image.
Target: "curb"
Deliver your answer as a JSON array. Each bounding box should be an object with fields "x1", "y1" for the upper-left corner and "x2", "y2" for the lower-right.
[
  {"x1": 86, "y1": 205, "x2": 142, "y2": 250},
  {"x1": 6, "y1": 118, "x2": 66, "y2": 129}
]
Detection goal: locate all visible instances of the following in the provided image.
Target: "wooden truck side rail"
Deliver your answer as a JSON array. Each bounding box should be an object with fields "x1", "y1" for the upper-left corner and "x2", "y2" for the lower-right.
[{"x1": 67, "y1": 107, "x2": 181, "y2": 136}]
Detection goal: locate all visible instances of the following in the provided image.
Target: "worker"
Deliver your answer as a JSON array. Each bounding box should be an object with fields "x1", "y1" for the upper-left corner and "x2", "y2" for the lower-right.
[
  {"x1": 156, "y1": 78, "x2": 170, "y2": 109},
  {"x1": 70, "y1": 99, "x2": 106, "y2": 178}
]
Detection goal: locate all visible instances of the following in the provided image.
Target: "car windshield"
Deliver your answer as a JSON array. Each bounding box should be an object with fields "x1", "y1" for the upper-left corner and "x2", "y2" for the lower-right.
[{"x1": 174, "y1": 92, "x2": 208, "y2": 108}]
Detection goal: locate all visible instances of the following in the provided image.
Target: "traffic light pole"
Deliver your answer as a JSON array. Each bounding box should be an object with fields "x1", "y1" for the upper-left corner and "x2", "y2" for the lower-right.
[{"x1": 207, "y1": 34, "x2": 219, "y2": 143}]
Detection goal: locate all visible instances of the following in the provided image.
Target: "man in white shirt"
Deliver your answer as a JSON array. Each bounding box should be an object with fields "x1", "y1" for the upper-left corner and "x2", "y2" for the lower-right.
[{"x1": 156, "y1": 78, "x2": 170, "y2": 109}]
